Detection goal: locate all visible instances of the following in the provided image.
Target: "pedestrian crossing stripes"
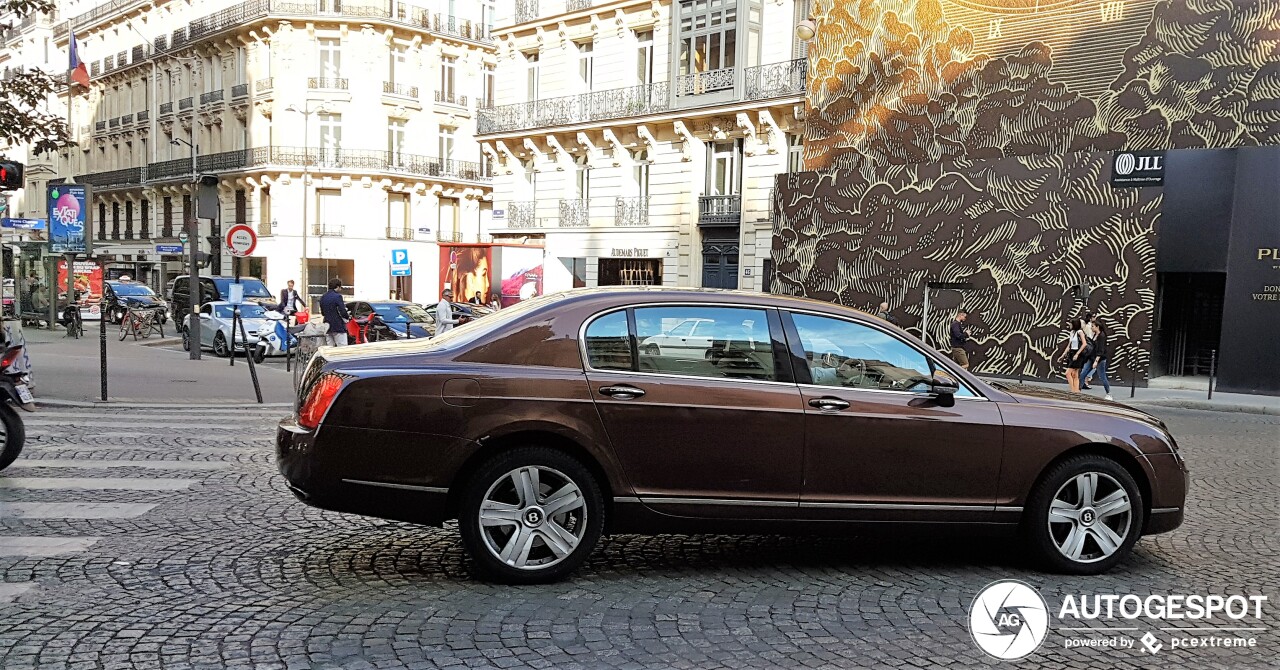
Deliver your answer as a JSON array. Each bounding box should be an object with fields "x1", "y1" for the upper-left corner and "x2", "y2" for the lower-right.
[
  {"x1": 0, "y1": 502, "x2": 157, "y2": 519},
  {"x1": 7, "y1": 459, "x2": 228, "y2": 470},
  {"x1": 0, "y1": 478, "x2": 197, "y2": 490}
]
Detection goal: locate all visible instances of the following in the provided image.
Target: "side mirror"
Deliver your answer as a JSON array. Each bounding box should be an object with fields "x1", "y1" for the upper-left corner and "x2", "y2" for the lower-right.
[{"x1": 930, "y1": 375, "x2": 959, "y2": 407}]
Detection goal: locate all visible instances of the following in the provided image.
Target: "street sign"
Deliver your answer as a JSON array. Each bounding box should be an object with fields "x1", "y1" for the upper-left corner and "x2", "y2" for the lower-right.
[
  {"x1": 225, "y1": 224, "x2": 257, "y2": 257},
  {"x1": 155, "y1": 244, "x2": 184, "y2": 254},
  {"x1": 390, "y1": 248, "x2": 411, "y2": 277},
  {"x1": 2, "y1": 218, "x2": 46, "y2": 230},
  {"x1": 178, "y1": 231, "x2": 189, "y2": 243}
]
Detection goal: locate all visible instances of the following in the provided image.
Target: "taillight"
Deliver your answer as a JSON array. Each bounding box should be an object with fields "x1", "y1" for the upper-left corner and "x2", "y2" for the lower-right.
[
  {"x1": 298, "y1": 373, "x2": 344, "y2": 430},
  {"x1": 0, "y1": 347, "x2": 22, "y2": 370}
]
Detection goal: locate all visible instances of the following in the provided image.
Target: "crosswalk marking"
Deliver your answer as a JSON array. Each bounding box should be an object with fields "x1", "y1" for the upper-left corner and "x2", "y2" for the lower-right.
[
  {"x1": 0, "y1": 478, "x2": 197, "y2": 491},
  {"x1": 0, "y1": 536, "x2": 101, "y2": 557},
  {"x1": 8, "y1": 459, "x2": 229, "y2": 470},
  {"x1": 0, "y1": 582, "x2": 35, "y2": 603},
  {"x1": 23, "y1": 419, "x2": 271, "y2": 429},
  {"x1": 0, "y1": 502, "x2": 157, "y2": 519}
]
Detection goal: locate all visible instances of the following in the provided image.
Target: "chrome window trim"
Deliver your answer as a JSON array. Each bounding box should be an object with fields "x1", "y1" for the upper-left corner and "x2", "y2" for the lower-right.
[{"x1": 783, "y1": 307, "x2": 989, "y2": 400}]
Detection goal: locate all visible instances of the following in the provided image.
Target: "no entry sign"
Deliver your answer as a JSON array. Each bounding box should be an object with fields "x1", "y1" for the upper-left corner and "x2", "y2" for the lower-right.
[{"x1": 225, "y1": 224, "x2": 257, "y2": 257}]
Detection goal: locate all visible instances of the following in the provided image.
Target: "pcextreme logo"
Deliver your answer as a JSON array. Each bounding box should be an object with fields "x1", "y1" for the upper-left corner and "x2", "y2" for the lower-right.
[{"x1": 967, "y1": 581, "x2": 1270, "y2": 661}]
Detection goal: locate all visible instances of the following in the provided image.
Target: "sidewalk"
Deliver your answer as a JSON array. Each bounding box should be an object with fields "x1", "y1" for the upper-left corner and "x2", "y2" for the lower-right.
[
  {"x1": 980, "y1": 376, "x2": 1280, "y2": 416},
  {"x1": 9, "y1": 321, "x2": 296, "y2": 406}
]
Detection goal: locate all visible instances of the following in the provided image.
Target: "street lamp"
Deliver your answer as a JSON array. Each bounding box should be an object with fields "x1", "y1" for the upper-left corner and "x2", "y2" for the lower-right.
[
  {"x1": 170, "y1": 137, "x2": 197, "y2": 179},
  {"x1": 285, "y1": 103, "x2": 328, "y2": 307},
  {"x1": 171, "y1": 137, "x2": 202, "y2": 360}
]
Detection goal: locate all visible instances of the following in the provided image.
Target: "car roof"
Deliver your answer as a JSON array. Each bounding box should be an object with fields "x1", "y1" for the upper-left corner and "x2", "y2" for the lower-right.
[{"x1": 545, "y1": 286, "x2": 874, "y2": 316}]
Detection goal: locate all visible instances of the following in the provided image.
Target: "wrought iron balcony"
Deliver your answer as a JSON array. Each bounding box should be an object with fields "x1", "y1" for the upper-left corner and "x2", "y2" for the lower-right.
[
  {"x1": 132, "y1": 45, "x2": 146, "y2": 62},
  {"x1": 200, "y1": 149, "x2": 253, "y2": 172},
  {"x1": 153, "y1": 35, "x2": 168, "y2": 51},
  {"x1": 200, "y1": 89, "x2": 225, "y2": 104},
  {"x1": 136, "y1": 110, "x2": 149, "y2": 122},
  {"x1": 159, "y1": 102, "x2": 173, "y2": 115},
  {"x1": 95, "y1": 120, "x2": 107, "y2": 132},
  {"x1": 386, "y1": 227, "x2": 414, "y2": 240},
  {"x1": 435, "y1": 90, "x2": 466, "y2": 106},
  {"x1": 309, "y1": 77, "x2": 349, "y2": 90},
  {"x1": 507, "y1": 201, "x2": 537, "y2": 229},
  {"x1": 676, "y1": 67, "x2": 736, "y2": 97},
  {"x1": 76, "y1": 167, "x2": 144, "y2": 189},
  {"x1": 231, "y1": 83, "x2": 249, "y2": 99},
  {"x1": 255, "y1": 77, "x2": 273, "y2": 93},
  {"x1": 559, "y1": 199, "x2": 590, "y2": 228},
  {"x1": 567, "y1": 0, "x2": 593, "y2": 10},
  {"x1": 515, "y1": 0, "x2": 539, "y2": 24},
  {"x1": 437, "y1": 231, "x2": 464, "y2": 243},
  {"x1": 615, "y1": 196, "x2": 650, "y2": 227},
  {"x1": 433, "y1": 14, "x2": 481, "y2": 40},
  {"x1": 383, "y1": 81, "x2": 418, "y2": 97},
  {"x1": 745, "y1": 58, "x2": 807, "y2": 100},
  {"x1": 146, "y1": 156, "x2": 195, "y2": 181},
  {"x1": 258, "y1": 221, "x2": 274, "y2": 236},
  {"x1": 477, "y1": 81, "x2": 670, "y2": 135},
  {"x1": 698, "y1": 195, "x2": 742, "y2": 226},
  {"x1": 121, "y1": 114, "x2": 134, "y2": 125},
  {"x1": 178, "y1": 97, "x2": 193, "y2": 110},
  {"x1": 314, "y1": 224, "x2": 345, "y2": 237},
  {"x1": 109, "y1": 117, "x2": 121, "y2": 128}
]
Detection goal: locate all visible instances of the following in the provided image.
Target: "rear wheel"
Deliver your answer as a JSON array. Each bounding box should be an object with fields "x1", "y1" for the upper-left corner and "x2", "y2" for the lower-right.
[
  {"x1": 644, "y1": 343, "x2": 660, "y2": 356},
  {"x1": 458, "y1": 448, "x2": 604, "y2": 584},
  {"x1": 181, "y1": 330, "x2": 191, "y2": 351},
  {"x1": 0, "y1": 404, "x2": 27, "y2": 471},
  {"x1": 1024, "y1": 454, "x2": 1143, "y2": 575}
]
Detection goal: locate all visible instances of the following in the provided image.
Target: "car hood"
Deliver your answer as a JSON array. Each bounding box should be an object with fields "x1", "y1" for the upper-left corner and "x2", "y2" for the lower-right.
[
  {"x1": 991, "y1": 381, "x2": 1167, "y2": 428},
  {"x1": 118, "y1": 295, "x2": 164, "y2": 307}
]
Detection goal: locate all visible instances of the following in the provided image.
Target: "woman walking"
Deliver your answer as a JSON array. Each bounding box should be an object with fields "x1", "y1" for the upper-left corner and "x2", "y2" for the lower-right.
[
  {"x1": 1056, "y1": 318, "x2": 1092, "y2": 393},
  {"x1": 1081, "y1": 319, "x2": 1114, "y2": 400}
]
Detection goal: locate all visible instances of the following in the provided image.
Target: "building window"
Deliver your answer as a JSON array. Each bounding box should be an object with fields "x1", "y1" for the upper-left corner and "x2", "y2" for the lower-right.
[
  {"x1": 440, "y1": 55, "x2": 457, "y2": 101},
  {"x1": 708, "y1": 140, "x2": 742, "y2": 196},
  {"x1": 525, "y1": 51, "x2": 540, "y2": 101},
  {"x1": 560, "y1": 257, "x2": 588, "y2": 288},
  {"x1": 678, "y1": 0, "x2": 738, "y2": 76},
  {"x1": 635, "y1": 30, "x2": 654, "y2": 86},
  {"x1": 388, "y1": 119, "x2": 407, "y2": 161},
  {"x1": 388, "y1": 192, "x2": 409, "y2": 234},
  {"x1": 140, "y1": 199, "x2": 150, "y2": 239},
  {"x1": 318, "y1": 37, "x2": 341, "y2": 80},
  {"x1": 483, "y1": 63, "x2": 496, "y2": 108},
  {"x1": 439, "y1": 126, "x2": 455, "y2": 161},
  {"x1": 389, "y1": 43, "x2": 407, "y2": 82},
  {"x1": 316, "y1": 189, "x2": 342, "y2": 231},
  {"x1": 577, "y1": 41, "x2": 594, "y2": 91},
  {"x1": 787, "y1": 133, "x2": 804, "y2": 173},
  {"x1": 319, "y1": 0, "x2": 341, "y2": 14},
  {"x1": 575, "y1": 155, "x2": 590, "y2": 201},
  {"x1": 125, "y1": 201, "x2": 134, "y2": 239},
  {"x1": 162, "y1": 196, "x2": 173, "y2": 238},
  {"x1": 111, "y1": 202, "x2": 120, "y2": 240},
  {"x1": 632, "y1": 148, "x2": 650, "y2": 198},
  {"x1": 792, "y1": 0, "x2": 813, "y2": 60},
  {"x1": 319, "y1": 112, "x2": 342, "y2": 161},
  {"x1": 439, "y1": 197, "x2": 459, "y2": 236},
  {"x1": 481, "y1": 0, "x2": 497, "y2": 32},
  {"x1": 98, "y1": 202, "x2": 107, "y2": 241}
]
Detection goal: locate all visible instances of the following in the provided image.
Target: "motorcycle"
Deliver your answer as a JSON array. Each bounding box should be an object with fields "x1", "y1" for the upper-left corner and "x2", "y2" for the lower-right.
[
  {"x1": 0, "y1": 339, "x2": 34, "y2": 471},
  {"x1": 252, "y1": 310, "x2": 297, "y2": 364}
]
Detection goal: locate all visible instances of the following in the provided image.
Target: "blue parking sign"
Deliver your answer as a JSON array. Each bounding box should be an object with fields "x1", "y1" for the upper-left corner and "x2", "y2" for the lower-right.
[{"x1": 390, "y1": 249, "x2": 411, "y2": 277}]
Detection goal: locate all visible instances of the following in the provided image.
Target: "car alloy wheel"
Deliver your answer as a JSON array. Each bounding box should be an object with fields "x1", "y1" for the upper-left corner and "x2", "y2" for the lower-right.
[
  {"x1": 644, "y1": 343, "x2": 660, "y2": 355},
  {"x1": 212, "y1": 332, "x2": 230, "y2": 357},
  {"x1": 460, "y1": 447, "x2": 603, "y2": 584},
  {"x1": 1025, "y1": 454, "x2": 1143, "y2": 575}
]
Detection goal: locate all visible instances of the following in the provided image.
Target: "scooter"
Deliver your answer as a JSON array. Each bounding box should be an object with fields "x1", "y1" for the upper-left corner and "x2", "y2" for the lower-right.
[
  {"x1": 0, "y1": 340, "x2": 35, "y2": 471},
  {"x1": 252, "y1": 310, "x2": 297, "y2": 364}
]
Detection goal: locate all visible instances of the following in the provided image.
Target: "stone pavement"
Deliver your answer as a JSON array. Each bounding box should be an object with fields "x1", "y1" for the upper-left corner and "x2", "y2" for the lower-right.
[
  {"x1": 978, "y1": 375, "x2": 1280, "y2": 416},
  {"x1": 0, "y1": 404, "x2": 1276, "y2": 668}
]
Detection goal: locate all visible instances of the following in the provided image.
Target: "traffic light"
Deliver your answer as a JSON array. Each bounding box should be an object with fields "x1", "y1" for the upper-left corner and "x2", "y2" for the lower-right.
[{"x1": 0, "y1": 161, "x2": 23, "y2": 191}]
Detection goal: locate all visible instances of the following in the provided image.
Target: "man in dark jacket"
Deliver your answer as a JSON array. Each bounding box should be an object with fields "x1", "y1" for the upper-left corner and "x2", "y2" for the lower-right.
[
  {"x1": 319, "y1": 277, "x2": 350, "y2": 346},
  {"x1": 949, "y1": 310, "x2": 970, "y2": 369},
  {"x1": 277, "y1": 280, "x2": 303, "y2": 322}
]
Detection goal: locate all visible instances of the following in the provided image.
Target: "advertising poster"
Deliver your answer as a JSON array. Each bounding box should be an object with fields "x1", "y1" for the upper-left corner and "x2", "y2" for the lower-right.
[
  {"x1": 47, "y1": 184, "x2": 92, "y2": 254},
  {"x1": 439, "y1": 245, "x2": 492, "y2": 303},
  {"x1": 56, "y1": 259, "x2": 103, "y2": 320},
  {"x1": 496, "y1": 246, "x2": 544, "y2": 307}
]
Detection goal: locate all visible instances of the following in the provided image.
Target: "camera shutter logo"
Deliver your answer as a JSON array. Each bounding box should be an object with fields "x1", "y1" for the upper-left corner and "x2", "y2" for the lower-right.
[
  {"x1": 969, "y1": 580, "x2": 1050, "y2": 660},
  {"x1": 1114, "y1": 152, "x2": 1137, "y2": 176}
]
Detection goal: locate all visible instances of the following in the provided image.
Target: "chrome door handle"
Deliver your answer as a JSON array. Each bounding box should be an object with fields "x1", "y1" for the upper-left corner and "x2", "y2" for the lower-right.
[
  {"x1": 599, "y1": 385, "x2": 646, "y2": 400},
  {"x1": 809, "y1": 397, "x2": 850, "y2": 411}
]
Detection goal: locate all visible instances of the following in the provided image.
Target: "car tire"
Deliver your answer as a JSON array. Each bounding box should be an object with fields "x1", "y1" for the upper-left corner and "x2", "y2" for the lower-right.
[
  {"x1": 644, "y1": 343, "x2": 660, "y2": 356},
  {"x1": 458, "y1": 447, "x2": 604, "y2": 585},
  {"x1": 1023, "y1": 454, "x2": 1144, "y2": 575},
  {"x1": 181, "y1": 330, "x2": 190, "y2": 352},
  {"x1": 212, "y1": 332, "x2": 230, "y2": 358}
]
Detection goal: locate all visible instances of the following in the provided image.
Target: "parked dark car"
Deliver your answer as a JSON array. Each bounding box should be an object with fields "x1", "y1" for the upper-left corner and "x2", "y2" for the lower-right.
[
  {"x1": 170, "y1": 275, "x2": 274, "y2": 331},
  {"x1": 349, "y1": 300, "x2": 437, "y2": 339},
  {"x1": 278, "y1": 288, "x2": 1188, "y2": 583},
  {"x1": 103, "y1": 280, "x2": 169, "y2": 324}
]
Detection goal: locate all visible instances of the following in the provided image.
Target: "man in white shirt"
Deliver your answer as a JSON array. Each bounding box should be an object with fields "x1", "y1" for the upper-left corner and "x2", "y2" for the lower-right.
[{"x1": 435, "y1": 287, "x2": 459, "y2": 335}]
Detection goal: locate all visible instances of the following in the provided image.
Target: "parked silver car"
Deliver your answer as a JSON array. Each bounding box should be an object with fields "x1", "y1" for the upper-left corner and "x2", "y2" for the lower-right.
[{"x1": 182, "y1": 301, "x2": 275, "y2": 357}]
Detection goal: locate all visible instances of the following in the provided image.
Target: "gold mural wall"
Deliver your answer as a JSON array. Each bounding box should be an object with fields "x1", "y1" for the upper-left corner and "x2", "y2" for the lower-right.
[{"x1": 775, "y1": 0, "x2": 1279, "y2": 380}]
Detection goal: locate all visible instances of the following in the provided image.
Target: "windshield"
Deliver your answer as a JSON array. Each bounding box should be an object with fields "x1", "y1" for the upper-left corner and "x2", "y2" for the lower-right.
[
  {"x1": 374, "y1": 303, "x2": 434, "y2": 323},
  {"x1": 112, "y1": 283, "x2": 156, "y2": 297},
  {"x1": 212, "y1": 278, "x2": 272, "y2": 298},
  {"x1": 213, "y1": 304, "x2": 268, "y2": 319}
]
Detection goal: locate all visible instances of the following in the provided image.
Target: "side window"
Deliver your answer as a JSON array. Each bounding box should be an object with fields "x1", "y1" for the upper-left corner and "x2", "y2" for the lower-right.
[
  {"x1": 351, "y1": 302, "x2": 370, "y2": 318},
  {"x1": 635, "y1": 306, "x2": 775, "y2": 381},
  {"x1": 174, "y1": 278, "x2": 188, "y2": 295},
  {"x1": 667, "y1": 320, "x2": 695, "y2": 337},
  {"x1": 199, "y1": 303, "x2": 213, "y2": 315},
  {"x1": 792, "y1": 313, "x2": 972, "y2": 395},
  {"x1": 584, "y1": 310, "x2": 632, "y2": 371}
]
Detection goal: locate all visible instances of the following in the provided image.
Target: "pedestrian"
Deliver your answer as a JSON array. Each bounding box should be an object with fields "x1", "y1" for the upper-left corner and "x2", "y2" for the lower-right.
[
  {"x1": 874, "y1": 300, "x2": 899, "y2": 325},
  {"x1": 435, "y1": 287, "x2": 460, "y2": 335},
  {"x1": 277, "y1": 280, "x2": 304, "y2": 323},
  {"x1": 488, "y1": 292, "x2": 501, "y2": 311},
  {"x1": 1056, "y1": 317, "x2": 1093, "y2": 393},
  {"x1": 949, "y1": 310, "x2": 971, "y2": 369},
  {"x1": 1081, "y1": 319, "x2": 1114, "y2": 400},
  {"x1": 469, "y1": 290, "x2": 484, "y2": 305},
  {"x1": 319, "y1": 277, "x2": 350, "y2": 346}
]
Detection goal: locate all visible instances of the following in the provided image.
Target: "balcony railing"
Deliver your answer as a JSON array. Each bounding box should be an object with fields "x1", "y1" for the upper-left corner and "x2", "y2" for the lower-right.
[
  {"x1": 95, "y1": 120, "x2": 107, "y2": 132},
  {"x1": 437, "y1": 231, "x2": 464, "y2": 243},
  {"x1": 147, "y1": 156, "x2": 196, "y2": 181},
  {"x1": 676, "y1": 67, "x2": 736, "y2": 97},
  {"x1": 383, "y1": 81, "x2": 418, "y2": 97},
  {"x1": 76, "y1": 167, "x2": 144, "y2": 189},
  {"x1": 432, "y1": 14, "x2": 484, "y2": 41},
  {"x1": 567, "y1": 0, "x2": 593, "y2": 10},
  {"x1": 559, "y1": 199, "x2": 590, "y2": 228},
  {"x1": 507, "y1": 201, "x2": 537, "y2": 229},
  {"x1": 309, "y1": 77, "x2": 349, "y2": 90},
  {"x1": 478, "y1": 81, "x2": 670, "y2": 134},
  {"x1": 314, "y1": 224, "x2": 345, "y2": 237},
  {"x1": 255, "y1": 77, "x2": 273, "y2": 93},
  {"x1": 139, "y1": 147, "x2": 492, "y2": 183},
  {"x1": 159, "y1": 102, "x2": 173, "y2": 115},
  {"x1": 109, "y1": 117, "x2": 121, "y2": 128},
  {"x1": 745, "y1": 58, "x2": 807, "y2": 100},
  {"x1": 386, "y1": 227, "x2": 414, "y2": 240},
  {"x1": 615, "y1": 196, "x2": 650, "y2": 227},
  {"x1": 515, "y1": 0, "x2": 539, "y2": 24},
  {"x1": 698, "y1": 195, "x2": 742, "y2": 225},
  {"x1": 121, "y1": 114, "x2": 134, "y2": 125},
  {"x1": 435, "y1": 90, "x2": 466, "y2": 106},
  {"x1": 178, "y1": 97, "x2": 194, "y2": 110},
  {"x1": 231, "y1": 83, "x2": 249, "y2": 99},
  {"x1": 200, "y1": 89, "x2": 225, "y2": 104},
  {"x1": 258, "y1": 221, "x2": 274, "y2": 236},
  {"x1": 136, "y1": 110, "x2": 149, "y2": 122}
]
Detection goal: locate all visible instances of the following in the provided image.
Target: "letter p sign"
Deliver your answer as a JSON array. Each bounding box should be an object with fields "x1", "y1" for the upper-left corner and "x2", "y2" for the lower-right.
[{"x1": 392, "y1": 249, "x2": 409, "y2": 265}]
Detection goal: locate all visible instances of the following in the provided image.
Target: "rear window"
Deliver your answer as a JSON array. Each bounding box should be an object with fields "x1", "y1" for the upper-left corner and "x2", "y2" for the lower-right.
[{"x1": 584, "y1": 311, "x2": 632, "y2": 371}]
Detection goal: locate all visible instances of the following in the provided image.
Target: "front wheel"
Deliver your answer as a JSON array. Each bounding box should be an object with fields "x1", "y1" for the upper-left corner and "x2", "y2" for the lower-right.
[
  {"x1": 212, "y1": 332, "x2": 230, "y2": 358},
  {"x1": 0, "y1": 404, "x2": 27, "y2": 471},
  {"x1": 1023, "y1": 455, "x2": 1143, "y2": 575},
  {"x1": 458, "y1": 447, "x2": 604, "y2": 584},
  {"x1": 252, "y1": 346, "x2": 266, "y2": 364},
  {"x1": 181, "y1": 330, "x2": 191, "y2": 351}
]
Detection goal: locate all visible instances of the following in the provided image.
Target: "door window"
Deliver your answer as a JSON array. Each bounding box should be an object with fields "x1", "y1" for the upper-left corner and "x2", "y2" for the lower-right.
[
  {"x1": 583, "y1": 310, "x2": 632, "y2": 371},
  {"x1": 791, "y1": 313, "x2": 972, "y2": 395},
  {"x1": 634, "y1": 306, "x2": 774, "y2": 381}
]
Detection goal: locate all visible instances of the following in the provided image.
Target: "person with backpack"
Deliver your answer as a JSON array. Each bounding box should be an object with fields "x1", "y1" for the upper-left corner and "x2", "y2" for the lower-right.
[{"x1": 1056, "y1": 317, "x2": 1093, "y2": 393}]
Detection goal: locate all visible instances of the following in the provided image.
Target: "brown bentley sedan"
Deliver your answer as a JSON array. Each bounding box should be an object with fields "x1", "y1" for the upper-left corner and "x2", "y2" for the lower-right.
[{"x1": 278, "y1": 288, "x2": 1188, "y2": 583}]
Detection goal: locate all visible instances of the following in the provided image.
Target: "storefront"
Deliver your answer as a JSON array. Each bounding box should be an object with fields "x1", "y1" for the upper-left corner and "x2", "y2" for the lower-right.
[{"x1": 537, "y1": 231, "x2": 680, "y2": 293}]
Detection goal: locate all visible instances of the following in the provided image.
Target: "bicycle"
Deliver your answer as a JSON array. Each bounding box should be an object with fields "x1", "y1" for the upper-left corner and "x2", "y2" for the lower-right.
[
  {"x1": 59, "y1": 305, "x2": 83, "y2": 339},
  {"x1": 118, "y1": 306, "x2": 165, "y2": 341}
]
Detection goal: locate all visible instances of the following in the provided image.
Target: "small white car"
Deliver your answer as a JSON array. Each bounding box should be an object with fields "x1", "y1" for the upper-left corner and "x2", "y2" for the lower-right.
[{"x1": 182, "y1": 301, "x2": 278, "y2": 358}]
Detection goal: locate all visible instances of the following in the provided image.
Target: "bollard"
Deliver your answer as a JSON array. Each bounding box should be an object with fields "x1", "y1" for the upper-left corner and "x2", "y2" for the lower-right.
[
  {"x1": 236, "y1": 307, "x2": 264, "y2": 404},
  {"x1": 1208, "y1": 349, "x2": 1217, "y2": 400},
  {"x1": 1130, "y1": 367, "x2": 1136, "y2": 399}
]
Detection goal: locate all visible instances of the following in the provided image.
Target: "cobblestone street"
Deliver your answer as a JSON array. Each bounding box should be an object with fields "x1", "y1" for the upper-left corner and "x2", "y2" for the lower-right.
[{"x1": 0, "y1": 404, "x2": 1276, "y2": 669}]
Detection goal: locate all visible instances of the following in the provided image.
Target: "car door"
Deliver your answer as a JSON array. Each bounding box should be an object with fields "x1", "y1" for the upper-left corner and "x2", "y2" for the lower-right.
[
  {"x1": 197, "y1": 304, "x2": 216, "y2": 347},
  {"x1": 584, "y1": 304, "x2": 805, "y2": 518},
  {"x1": 784, "y1": 310, "x2": 1005, "y2": 522}
]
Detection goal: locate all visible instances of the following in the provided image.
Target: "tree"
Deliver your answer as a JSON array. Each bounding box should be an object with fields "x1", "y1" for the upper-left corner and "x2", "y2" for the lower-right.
[{"x1": 1, "y1": 0, "x2": 73, "y2": 157}]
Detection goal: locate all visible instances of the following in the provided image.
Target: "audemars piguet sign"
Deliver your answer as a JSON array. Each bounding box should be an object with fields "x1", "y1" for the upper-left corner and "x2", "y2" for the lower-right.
[{"x1": 1110, "y1": 151, "x2": 1166, "y2": 187}]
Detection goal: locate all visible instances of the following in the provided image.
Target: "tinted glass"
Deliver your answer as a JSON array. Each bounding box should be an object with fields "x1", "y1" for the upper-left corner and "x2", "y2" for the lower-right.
[
  {"x1": 374, "y1": 303, "x2": 433, "y2": 323},
  {"x1": 174, "y1": 278, "x2": 188, "y2": 294},
  {"x1": 212, "y1": 278, "x2": 272, "y2": 298},
  {"x1": 792, "y1": 313, "x2": 974, "y2": 396},
  {"x1": 214, "y1": 304, "x2": 268, "y2": 319},
  {"x1": 584, "y1": 310, "x2": 632, "y2": 371},
  {"x1": 110, "y1": 283, "x2": 155, "y2": 296},
  {"x1": 634, "y1": 306, "x2": 774, "y2": 381}
]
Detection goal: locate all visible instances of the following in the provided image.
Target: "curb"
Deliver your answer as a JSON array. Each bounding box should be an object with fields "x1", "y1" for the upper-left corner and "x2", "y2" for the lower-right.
[
  {"x1": 1127, "y1": 399, "x2": 1280, "y2": 417},
  {"x1": 37, "y1": 398, "x2": 292, "y2": 409}
]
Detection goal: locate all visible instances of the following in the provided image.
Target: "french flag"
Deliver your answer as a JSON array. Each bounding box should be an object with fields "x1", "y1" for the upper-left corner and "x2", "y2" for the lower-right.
[{"x1": 68, "y1": 31, "x2": 89, "y2": 88}]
